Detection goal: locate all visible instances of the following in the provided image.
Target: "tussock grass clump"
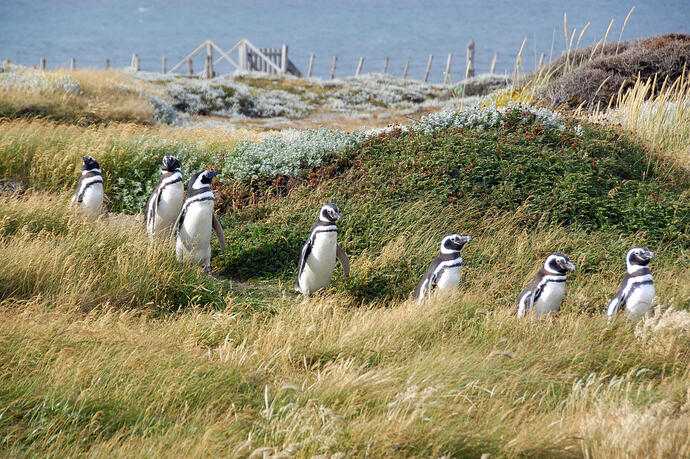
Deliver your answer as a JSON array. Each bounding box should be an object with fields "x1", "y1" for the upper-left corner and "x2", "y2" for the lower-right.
[
  {"x1": 534, "y1": 33, "x2": 690, "y2": 111},
  {"x1": 0, "y1": 194, "x2": 226, "y2": 311},
  {"x1": 0, "y1": 68, "x2": 157, "y2": 124},
  {"x1": 594, "y1": 74, "x2": 690, "y2": 167}
]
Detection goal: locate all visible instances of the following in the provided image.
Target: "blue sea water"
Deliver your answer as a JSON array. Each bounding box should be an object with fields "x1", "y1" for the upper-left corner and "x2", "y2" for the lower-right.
[{"x1": 1, "y1": 0, "x2": 688, "y2": 82}]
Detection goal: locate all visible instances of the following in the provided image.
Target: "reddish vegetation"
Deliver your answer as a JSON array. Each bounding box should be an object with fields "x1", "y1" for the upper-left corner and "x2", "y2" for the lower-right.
[{"x1": 534, "y1": 33, "x2": 690, "y2": 111}]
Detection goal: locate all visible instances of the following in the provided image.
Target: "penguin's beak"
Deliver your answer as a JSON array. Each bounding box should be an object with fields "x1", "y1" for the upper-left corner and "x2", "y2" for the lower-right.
[
  {"x1": 207, "y1": 170, "x2": 219, "y2": 179},
  {"x1": 566, "y1": 262, "x2": 576, "y2": 272},
  {"x1": 82, "y1": 156, "x2": 89, "y2": 162},
  {"x1": 333, "y1": 212, "x2": 341, "y2": 221},
  {"x1": 462, "y1": 235, "x2": 473, "y2": 244},
  {"x1": 644, "y1": 250, "x2": 655, "y2": 260}
]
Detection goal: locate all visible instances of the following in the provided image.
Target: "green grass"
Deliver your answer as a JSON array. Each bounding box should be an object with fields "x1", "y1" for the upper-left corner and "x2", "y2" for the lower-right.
[
  {"x1": 213, "y1": 116, "x2": 689, "y2": 304},
  {"x1": 0, "y1": 104, "x2": 688, "y2": 457}
]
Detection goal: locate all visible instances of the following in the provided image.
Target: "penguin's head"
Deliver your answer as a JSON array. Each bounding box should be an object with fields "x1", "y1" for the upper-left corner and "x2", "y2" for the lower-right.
[
  {"x1": 544, "y1": 253, "x2": 576, "y2": 274},
  {"x1": 319, "y1": 203, "x2": 341, "y2": 223},
  {"x1": 161, "y1": 155, "x2": 181, "y2": 172},
  {"x1": 81, "y1": 156, "x2": 100, "y2": 172},
  {"x1": 626, "y1": 247, "x2": 654, "y2": 272},
  {"x1": 440, "y1": 234, "x2": 472, "y2": 254},
  {"x1": 189, "y1": 169, "x2": 218, "y2": 191}
]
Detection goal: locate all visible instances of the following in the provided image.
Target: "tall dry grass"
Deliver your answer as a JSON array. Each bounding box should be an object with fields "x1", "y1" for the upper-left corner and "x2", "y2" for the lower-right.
[
  {"x1": 591, "y1": 73, "x2": 690, "y2": 167},
  {"x1": 0, "y1": 69, "x2": 158, "y2": 124},
  {"x1": 0, "y1": 193, "x2": 688, "y2": 457},
  {"x1": 0, "y1": 119, "x2": 268, "y2": 213}
]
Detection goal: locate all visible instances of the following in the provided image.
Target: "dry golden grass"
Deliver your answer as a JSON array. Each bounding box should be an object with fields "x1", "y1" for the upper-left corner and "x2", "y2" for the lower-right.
[
  {"x1": 589, "y1": 74, "x2": 690, "y2": 168},
  {"x1": 0, "y1": 193, "x2": 688, "y2": 457},
  {"x1": 0, "y1": 118, "x2": 268, "y2": 194},
  {"x1": 0, "y1": 69, "x2": 158, "y2": 124}
]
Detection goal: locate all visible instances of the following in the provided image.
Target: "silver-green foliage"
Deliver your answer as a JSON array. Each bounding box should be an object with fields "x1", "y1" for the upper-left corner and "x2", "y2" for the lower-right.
[{"x1": 221, "y1": 129, "x2": 362, "y2": 181}]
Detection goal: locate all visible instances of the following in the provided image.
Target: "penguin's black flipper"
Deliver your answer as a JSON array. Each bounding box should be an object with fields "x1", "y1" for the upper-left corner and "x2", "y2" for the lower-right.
[
  {"x1": 169, "y1": 206, "x2": 186, "y2": 243},
  {"x1": 212, "y1": 214, "x2": 226, "y2": 252},
  {"x1": 146, "y1": 188, "x2": 159, "y2": 231},
  {"x1": 336, "y1": 244, "x2": 350, "y2": 277},
  {"x1": 607, "y1": 275, "x2": 630, "y2": 316},
  {"x1": 294, "y1": 238, "x2": 312, "y2": 291},
  {"x1": 71, "y1": 175, "x2": 84, "y2": 204}
]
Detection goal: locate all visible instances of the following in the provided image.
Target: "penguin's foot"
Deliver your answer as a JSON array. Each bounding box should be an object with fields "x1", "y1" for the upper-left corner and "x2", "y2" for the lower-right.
[{"x1": 204, "y1": 265, "x2": 212, "y2": 276}]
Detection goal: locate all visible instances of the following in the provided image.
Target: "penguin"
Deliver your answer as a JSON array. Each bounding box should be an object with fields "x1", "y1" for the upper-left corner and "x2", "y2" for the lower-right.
[
  {"x1": 146, "y1": 155, "x2": 184, "y2": 237},
  {"x1": 71, "y1": 155, "x2": 103, "y2": 217},
  {"x1": 413, "y1": 234, "x2": 473, "y2": 304},
  {"x1": 294, "y1": 203, "x2": 350, "y2": 295},
  {"x1": 169, "y1": 169, "x2": 226, "y2": 273},
  {"x1": 517, "y1": 253, "x2": 576, "y2": 318},
  {"x1": 607, "y1": 247, "x2": 655, "y2": 319}
]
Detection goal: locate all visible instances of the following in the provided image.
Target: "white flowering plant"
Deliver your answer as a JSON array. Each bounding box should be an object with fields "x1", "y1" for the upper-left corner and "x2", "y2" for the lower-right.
[{"x1": 0, "y1": 69, "x2": 82, "y2": 95}]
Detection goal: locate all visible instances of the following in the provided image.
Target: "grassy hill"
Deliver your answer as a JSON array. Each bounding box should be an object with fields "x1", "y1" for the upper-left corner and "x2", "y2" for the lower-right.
[{"x1": 1, "y1": 96, "x2": 688, "y2": 456}]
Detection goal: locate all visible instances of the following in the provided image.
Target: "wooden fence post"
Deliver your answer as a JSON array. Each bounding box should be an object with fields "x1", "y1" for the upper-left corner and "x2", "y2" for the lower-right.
[
  {"x1": 187, "y1": 58, "x2": 193, "y2": 75},
  {"x1": 131, "y1": 53, "x2": 140, "y2": 71},
  {"x1": 329, "y1": 56, "x2": 337, "y2": 79},
  {"x1": 307, "y1": 54, "x2": 315, "y2": 78},
  {"x1": 281, "y1": 44, "x2": 288, "y2": 74},
  {"x1": 382, "y1": 56, "x2": 389, "y2": 74},
  {"x1": 490, "y1": 52, "x2": 498, "y2": 74},
  {"x1": 443, "y1": 53, "x2": 453, "y2": 84},
  {"x1": 104, "y1": 58, "x2": 110, "y2": 70},
  {"x1": 70, "y1": 58, "x2": 76, "y2": 71},
  {"x1": 423, "y1": 54, "x2": 433, "y2": 82},
  {"x1": 39, "y1": 58, "x2": 46, "y2": 70},
  {"x1": 162, "y1": 56, "x2": 167, "y2": 74},
  {"x1": 205, "y1": 41, "x2": 213, "y2": 78},
  {"x1": 355, "y1": 57, "x2": 364, "y2": 76},
  {"x1": 238, "y1": 41, "x2": 248, "y2": 71},
  {"x1": 402, "y1": 56, "x2": 410, "y2": 80},
  {"x1": 465, "y1": 41, "x2": 475, "y2": 78}
]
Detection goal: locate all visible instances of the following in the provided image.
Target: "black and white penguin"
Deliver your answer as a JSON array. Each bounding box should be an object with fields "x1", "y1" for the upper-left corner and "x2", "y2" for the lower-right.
[
  {"x1": 71, "y1": 155, "x2": 103, "y2": 217},
  {"x1": 294, "y1": 204, "x2": 350, "y2": 295},
  {"x1": 169, "y1": 169, "x2": 226, "y2": 273},
  {"x1": 607, "y1": 247, "x2": 655, "y2": 319},
  {"x1": 413, "y1": 234, "x2": 472, "y2": 303},
  {"x1": 146, "y1": 155, "x2": 184, "y2": 237},
  {"x1": 517, "y1": 253, "x2": 576, "y2": 318}
]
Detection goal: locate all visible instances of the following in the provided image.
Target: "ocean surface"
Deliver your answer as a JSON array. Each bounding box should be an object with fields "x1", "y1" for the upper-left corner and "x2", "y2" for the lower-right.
[{"x1": 1, "y1": 0, "x2": 689, "y2": 82}]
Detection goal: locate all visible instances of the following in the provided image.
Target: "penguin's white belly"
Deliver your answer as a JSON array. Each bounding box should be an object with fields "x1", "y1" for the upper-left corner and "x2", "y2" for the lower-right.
[
  {"x1": 299, "y1": 233, "x2": 337, "y2": 293},
  {"x1": 534, "y1": 282, "x2": 566, "y2": 316},
  {"x1": 626, "y1": 283, "x2": 655, "y2": 316},
  {"x1": 436, "y1": 267, "x2": 462, "y2": 291},
  {"x1": 153, "y1": 183, "x2": 184, "y2": 234},
  {"x1": 176, "y1": 201, "x2": 213, "y2": 266},
  {"x1": 81, "y1": 183, "x2": 103, "y2": 215}
]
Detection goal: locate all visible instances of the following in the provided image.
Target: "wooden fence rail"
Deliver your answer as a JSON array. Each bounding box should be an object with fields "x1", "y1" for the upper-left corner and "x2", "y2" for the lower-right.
[{"x1": 32, "y1": 39, "x2": 510, "y2": 84}]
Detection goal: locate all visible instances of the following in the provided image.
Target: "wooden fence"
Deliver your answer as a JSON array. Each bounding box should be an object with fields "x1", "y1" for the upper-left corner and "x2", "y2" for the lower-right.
[{"x1": 31, "y1": 38, "x2": 526, "y2": 84}]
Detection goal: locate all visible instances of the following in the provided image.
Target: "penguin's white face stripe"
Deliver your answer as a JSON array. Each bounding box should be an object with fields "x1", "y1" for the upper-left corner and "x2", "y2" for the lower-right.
[
  {"x1": 191, "y1": 173, "x2": 212, "y2": 190},
  {"x1": 543, "y1": 254, "x2": 575, "y2": 274},
  {"x1": 440, "y1": 245, "x2": 457, "y2": 255},
  {"x1": 626, "y1": 247, "x2": 654, "y2": 274},
  {"x1": 82, "y1": 168, "x2": 101, "y2": 175},
  {"x1": 319, "y1": 205, "x2": 340, "y2": 223}
]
